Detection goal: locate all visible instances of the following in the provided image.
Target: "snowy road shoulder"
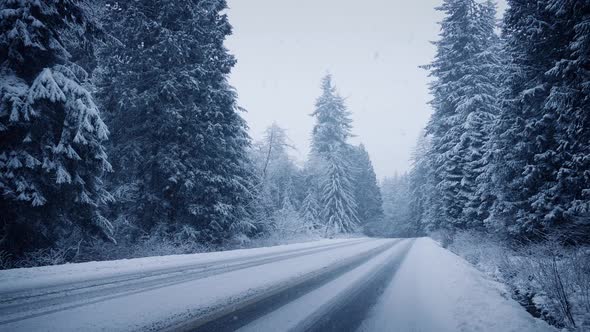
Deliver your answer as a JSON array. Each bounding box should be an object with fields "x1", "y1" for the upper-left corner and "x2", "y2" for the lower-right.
[{"x1": 358, "y1": 237, "x2": 556, "y2": 332}]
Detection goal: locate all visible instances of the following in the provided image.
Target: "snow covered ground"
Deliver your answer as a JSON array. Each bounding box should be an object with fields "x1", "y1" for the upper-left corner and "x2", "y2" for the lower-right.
[
  {"x1": 237, "y1": 239, "x2": 414, "y2": 332},
  {"x1": 0, "y1": 237, "x2": 556, "y2": 332},
  {"x1": 358, "y1": 237, "x2": 555, "y2": 332},
  {"x1": 0, "y1": 238, "x2": 385, "y2": 331},
  {"x1": 0, "y1": 238, "x2": 362, "y2": 294}
]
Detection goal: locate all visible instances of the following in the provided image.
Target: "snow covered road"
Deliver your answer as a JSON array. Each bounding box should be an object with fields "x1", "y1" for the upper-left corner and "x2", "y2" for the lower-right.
[
  {"x1": 0, "y1": 238, "x2": 370, "y2": 322},
  {"x1": 0, "y1": 237, "x2": 555, "y2": 332}
]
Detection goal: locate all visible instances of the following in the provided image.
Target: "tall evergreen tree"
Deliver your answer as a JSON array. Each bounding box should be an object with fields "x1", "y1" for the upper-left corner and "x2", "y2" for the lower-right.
[
  {"x1": 310, "y1": 75, "x2": 359, "y2": 234},
  {"x1": 423, "y1": 0, "x2": 502, "y2": 230},
  {"x1": 349, "y1": 144, "x2": 383, "y2": 225},
  {"x1": 300, "y1": 188, "x2": 321, "y2": 230},
  {"x1": 407, "y1": 132, "x2": 435, "y2": 233},
  {"x1": 487, "y1": 0, "x2": 564, "y2": 237},
  {"x1": 544, "y1": 0, "x2": 590, "y2": 240},
  {"x1": 98, "y1": 0, "x2": 253, "y2": 243},
  {"x1": 456, "y1": 1, "x2": 503, "y2": 229},
  {"x1": 0, "y1": 0, "x2": 113, "y2": 255}
]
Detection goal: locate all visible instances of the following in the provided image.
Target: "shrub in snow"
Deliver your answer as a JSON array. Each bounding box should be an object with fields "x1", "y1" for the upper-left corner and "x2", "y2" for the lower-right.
[
  {"x1": 16, "y1": 247, "x2": 73, "y2": 268},
  {"x1": 448, "y1": 230, "x2": 590, "y2": 330},
  {"x1": 0, "y1": 250, "x2": 12, "y2": 270},
  {"x1": 271, "y1": 203, "x2": 315, "y2": 242}
]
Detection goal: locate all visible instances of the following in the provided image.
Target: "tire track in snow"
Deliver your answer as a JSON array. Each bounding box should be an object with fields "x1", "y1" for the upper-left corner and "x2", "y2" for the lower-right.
[
  {"x1": 0, "y1": 238, "x2": 370, "y2": 325},
  {"x1": 298, "y1": 239, "x2": 414, "y2": 332},
  {"x1": 165, "y1": 239, "x2": 402, "y2": 332}
]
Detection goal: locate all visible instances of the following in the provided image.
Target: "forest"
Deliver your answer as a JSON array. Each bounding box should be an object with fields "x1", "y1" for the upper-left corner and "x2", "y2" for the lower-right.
[
  {"x1": 0, "y1": 0, "x2": 384, "y2": 265},
  {"x1": 0, "y1": 0, "x2": 589, "y2": 329}
]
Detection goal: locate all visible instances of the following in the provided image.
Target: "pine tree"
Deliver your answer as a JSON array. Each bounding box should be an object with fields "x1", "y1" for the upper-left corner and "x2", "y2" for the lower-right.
[
  {"x1": 544, "y1": 0, "x2": 590, "y2": 241},
  {"x1": 348, "y1": 144, "x2": 383, "y2": 225},
  {"x1": 310, "y1": 75, "x2": 359, "y2": 235},
  {"x1": 455, "y1": 1, "x2": 503, "y2": 229},
  {"x1": 423, "y1": 0, "x2": 502, "y2": 230},
  {"x1": 320, "y1": 152, "x2": 359, "y2": 234},
  {"x1": 300, "y1": 188, "x2": 321, "y2": 230},
  {"x1": 407, "y1": 132, "x2": 434, "y2": 233},
  {"x1": 0, "y1": 0, "x2": 114, "y2": 255},
  {"x1": 97, "y1": 0, "x2": 253, "y2": 242},
  {"x1": 487, "y1": 0, "x2": 564, "y2": 237}
]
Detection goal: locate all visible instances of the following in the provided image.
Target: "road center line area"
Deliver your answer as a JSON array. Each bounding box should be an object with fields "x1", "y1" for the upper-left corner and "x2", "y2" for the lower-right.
[{"x1": 236, "y1": 239, "x2": 414, "y2": 332}]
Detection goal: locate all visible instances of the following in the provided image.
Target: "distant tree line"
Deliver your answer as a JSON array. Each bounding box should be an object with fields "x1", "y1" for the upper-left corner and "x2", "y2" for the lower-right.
[
  {"x1": 0, "y1": 1, "x2": 383, "y2": 266},
  {"x1": 249, "y1": 75, "x2": 383, "y2": 240}
]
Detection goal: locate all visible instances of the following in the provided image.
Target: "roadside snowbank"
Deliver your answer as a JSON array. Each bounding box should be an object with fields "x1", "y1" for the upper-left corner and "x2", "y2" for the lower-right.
[{"x1": 358, "y1": 237, "x2": 555, "y2": 332}]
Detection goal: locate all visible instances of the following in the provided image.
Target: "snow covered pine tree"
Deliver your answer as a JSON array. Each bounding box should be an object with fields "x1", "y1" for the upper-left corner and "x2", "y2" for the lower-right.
[
  {"x1": 348, "y1": 144, "x2": 383, "y2": 227},
  {"x1": 422, "y1": 0, "x2": 502, "y2": 231},
  {"x1": 300, "y1": 188, "x2": 321, "y2": 231},
  {"x1": 98, "y1": 0, "x2": 254, "y2": 243},
  {"x1": 487, "y1": 0, "x2": 565, "y2": 237},
  {"x1": 0, "y1": 0, "x2": 114, "y2": 256},
  {"x1": 310, "y1": 75, "x2": 359, "y2": 235},
  {"x1": 544, "y1": 0, "x2": 590, "y2": 241},
  {"x1": 407, "y1": 132, "x2": 435, "y2": 233}
]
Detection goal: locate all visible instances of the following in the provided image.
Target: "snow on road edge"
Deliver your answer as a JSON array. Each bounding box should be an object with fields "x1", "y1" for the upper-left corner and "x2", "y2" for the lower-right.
[{"x1": 358, "y1": 237, "x2": 556, "y2": 332}]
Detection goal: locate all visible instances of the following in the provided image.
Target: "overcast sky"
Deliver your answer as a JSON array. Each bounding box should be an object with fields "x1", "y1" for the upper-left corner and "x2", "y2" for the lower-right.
[{"x1": 226, "y1": 0, "x2": 506, "y2": 179}]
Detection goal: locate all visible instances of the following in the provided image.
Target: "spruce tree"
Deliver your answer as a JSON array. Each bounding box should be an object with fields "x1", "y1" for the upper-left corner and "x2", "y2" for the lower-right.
[
  {"x1": 407, "y1": 132, "x2": 434, "y2": 233},
  {"x1": 423, "y1": 0, "x2": 502, "y2": 230},
  {"x1": 310, "y1": 75, "x2": 359, "y2": 235},
  {"x1": 455, "y1": 1, "x2": 503, "y2": 229},
  {"x1": 0, "y1": 0, "x2": 114, "y2": 255},
  {"x1": 487, "y1": 0, "x2": 563, "y2": 237},
  {"x1": 544, "y1": 0, "x2": 590, "y2": 240},
  {"x1": 349, "y1": 144, "x2": 383, "y2": 225},
  {"x1": 531, "y1": 0, "x2": 590, "y2": 242},
  {"x1": 98, "y1": 0, "x2": 253, "y2": 242},
  {"x1": 300, "y1": 188, "x2": 321, "y2": 230}
]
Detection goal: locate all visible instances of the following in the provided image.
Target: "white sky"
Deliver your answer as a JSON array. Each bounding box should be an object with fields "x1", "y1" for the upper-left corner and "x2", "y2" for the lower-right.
[{"x1": 226, "y1": 0, "x2": 506, "y2": 179}]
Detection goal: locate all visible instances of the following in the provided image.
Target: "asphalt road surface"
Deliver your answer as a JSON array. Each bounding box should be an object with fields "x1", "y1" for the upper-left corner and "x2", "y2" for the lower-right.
[{"x1": 0, "y1": 238, "x2": 413, "y2": 332}]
